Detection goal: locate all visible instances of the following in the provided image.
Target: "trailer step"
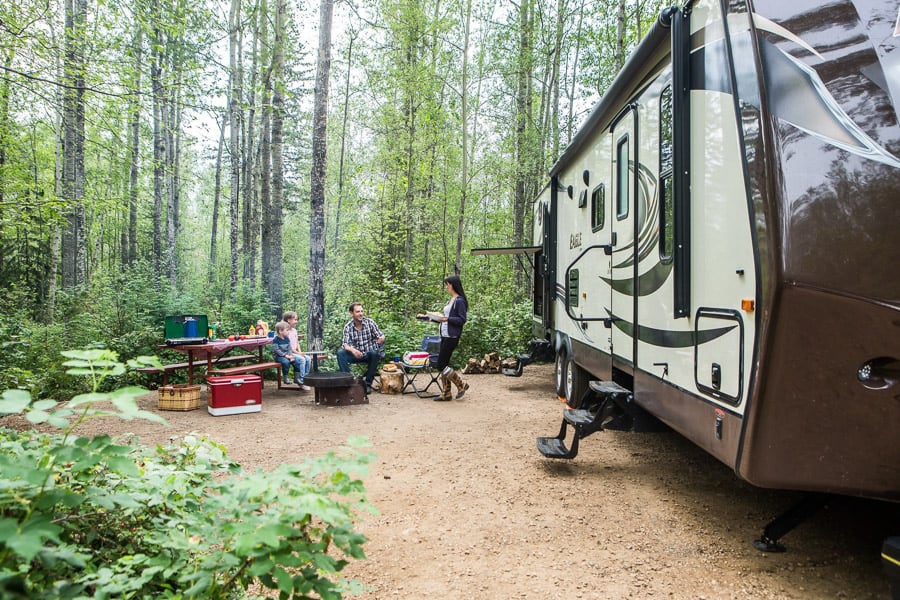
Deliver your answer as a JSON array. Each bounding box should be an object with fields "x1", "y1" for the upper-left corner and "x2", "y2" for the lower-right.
[
  {"x1": 589, "y1": 380, "x2": 631, "y2": 397},
  {"x1": 537, "y1": 379, "x2": 635, "y2": 459},
  {"x1": 564, "y1": 408, "x2": 594, "y2": 426},
  {"x1": 536, "y1": 434, "x2": 578, "y2": 459}
]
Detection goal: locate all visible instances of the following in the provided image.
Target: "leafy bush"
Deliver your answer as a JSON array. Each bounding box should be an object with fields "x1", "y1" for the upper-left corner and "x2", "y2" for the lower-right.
[{"x1": 0, "y1": 349, "x2": 374, "y2": 599}]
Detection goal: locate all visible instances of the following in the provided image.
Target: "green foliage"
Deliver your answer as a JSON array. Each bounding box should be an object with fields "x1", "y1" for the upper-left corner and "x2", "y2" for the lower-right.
[
  {"x1": 455, "y1": 299, "x2": 533, "y2": 366},
  {"x1": 0, "y1": 349, "x2": 374, "y2": 599}
]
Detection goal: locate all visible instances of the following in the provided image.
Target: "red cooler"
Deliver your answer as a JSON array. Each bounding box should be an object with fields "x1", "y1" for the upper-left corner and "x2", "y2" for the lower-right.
[{"x1": 206, "y1": 375, "x2": 262, "y2": 416}]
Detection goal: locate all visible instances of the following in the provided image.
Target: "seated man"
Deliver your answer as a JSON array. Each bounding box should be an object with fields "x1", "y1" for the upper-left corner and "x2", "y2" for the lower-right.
[{"x1": 337, "y1": 302, "x2": 385, "y2": 392}]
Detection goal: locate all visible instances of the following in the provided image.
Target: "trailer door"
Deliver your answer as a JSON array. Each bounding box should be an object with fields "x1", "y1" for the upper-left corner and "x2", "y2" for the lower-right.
[{"x1": 610, "y1": 107, "x2": 637, "y2": 372}]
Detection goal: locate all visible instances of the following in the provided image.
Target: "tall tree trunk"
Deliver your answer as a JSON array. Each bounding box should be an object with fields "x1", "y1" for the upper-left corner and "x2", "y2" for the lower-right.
[
  {"x1": 333, "y1": 32, "x2": 354, "y2": 252},
  {"x1": 150, "y1": 0, "x2": 164, "y2": 280},
  {"x1": 228, "y1": 0, "x2": 242, "y2": 294},
  {"x1": 512, "y1": 0, "x2": 532, "y2": 292},
  {"x1": 308, "y1": 0, "x2": 333, "y2": 346},
  {"x1": 616, "y1": 0, "x2": 626, "y2": 69},
  {"x1": 454, "y1": 0, "x2": 473, "y2": 275},
  {"x1": 243, "y1": 7, "x2": 259, "y2": 289},
  {"x1": 259, "y1": 0, "x2": 273, "y2": 296},
  {"x1": 165, "y1": 68, "x2": 181, "y2": 287},
  {"x1": 0, "y1": 52, "x2": 12, "y2": 224},
  {"x1": 61, "y1": 0, "x2": 86, "y2": 288},
  {"x1": 210, "y1": 113, "x2": 225, "y2": 285},
  {"x1": 269, "y1": 0, "x2": 286, "y2": 319},
  {"x1": 566, "y1": 0, "x2": 584, "y2": 144},
  {"x1": 127, "y1": 24, "x2": 142, "y2": 266},
  {"x1": 550, "y1": 0, "x2": 564, "y2": 159}
]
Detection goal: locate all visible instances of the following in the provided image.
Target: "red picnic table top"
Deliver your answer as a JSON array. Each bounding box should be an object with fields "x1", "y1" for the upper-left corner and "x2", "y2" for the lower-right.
[{"x1": 158, "y1": 336, "x2": 273, "y2": 384}]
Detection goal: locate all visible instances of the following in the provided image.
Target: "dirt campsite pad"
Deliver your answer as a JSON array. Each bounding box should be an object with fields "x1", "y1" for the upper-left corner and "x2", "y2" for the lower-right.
[{"x1": 42, "y1": 364, "x2": 899, "y2": 598}]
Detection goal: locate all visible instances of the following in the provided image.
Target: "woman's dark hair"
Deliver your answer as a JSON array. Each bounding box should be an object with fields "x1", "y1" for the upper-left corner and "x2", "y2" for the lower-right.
[{"x1": 444, "y1": 275, "x2": 467, "y2": 305}]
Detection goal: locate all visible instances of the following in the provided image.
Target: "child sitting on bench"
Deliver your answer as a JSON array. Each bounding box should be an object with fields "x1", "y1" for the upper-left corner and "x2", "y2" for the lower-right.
[{"x1": 272, "y1": 320, "x2": 311, "y2": 390}]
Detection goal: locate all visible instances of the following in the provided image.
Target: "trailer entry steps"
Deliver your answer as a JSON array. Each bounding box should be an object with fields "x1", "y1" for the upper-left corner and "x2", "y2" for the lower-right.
[{"x1": 536, "y1": 380, "x2": 633, "y2": 459}]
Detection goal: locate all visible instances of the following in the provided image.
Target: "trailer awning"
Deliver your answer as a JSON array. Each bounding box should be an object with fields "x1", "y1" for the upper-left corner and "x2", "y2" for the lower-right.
[
  {"x1": 470, "y1": 246, "x2": 541, "y2": 256},
  {"x1": 471, "y1": 246, "x2": 541, "y2": 271}
]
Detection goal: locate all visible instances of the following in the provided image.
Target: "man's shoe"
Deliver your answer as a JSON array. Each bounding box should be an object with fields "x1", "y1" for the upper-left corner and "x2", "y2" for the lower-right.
[
  {"x1": 300, "y1": 384, "x2": 311, "y2": 391},
  {"x1": 283, "y1": 378, "x2": 292, "y2": 385}
]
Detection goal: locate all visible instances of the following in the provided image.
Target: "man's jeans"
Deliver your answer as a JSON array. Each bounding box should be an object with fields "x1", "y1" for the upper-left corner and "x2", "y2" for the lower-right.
[{"x1": 337, "y1": 348, "x2": 381, "y2": 384}]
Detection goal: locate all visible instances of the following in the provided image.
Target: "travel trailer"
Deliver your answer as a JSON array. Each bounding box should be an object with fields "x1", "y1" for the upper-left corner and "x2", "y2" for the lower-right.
[{"x1": 475, "y1": 0, "x2": 899, "y2": 569}]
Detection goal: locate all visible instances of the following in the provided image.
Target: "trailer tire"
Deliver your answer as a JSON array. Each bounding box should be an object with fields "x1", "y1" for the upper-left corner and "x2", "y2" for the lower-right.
[
  {"x1": 565, "y1": 355, "x2": 589, "y2": 409},
  {"x1": 554, "y1": 349, "x2": 567, "y2": 398}
]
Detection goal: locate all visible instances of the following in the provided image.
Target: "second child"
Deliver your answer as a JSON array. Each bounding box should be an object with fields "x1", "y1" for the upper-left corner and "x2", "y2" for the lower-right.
[{"x1": 272, "y1": 320, "x2": 311, "y2": 390}]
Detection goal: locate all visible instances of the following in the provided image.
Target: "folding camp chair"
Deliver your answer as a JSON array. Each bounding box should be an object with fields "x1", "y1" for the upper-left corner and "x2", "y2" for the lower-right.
[{"x1": 400, "y1": 335, "x2": 442, "y2": 398}]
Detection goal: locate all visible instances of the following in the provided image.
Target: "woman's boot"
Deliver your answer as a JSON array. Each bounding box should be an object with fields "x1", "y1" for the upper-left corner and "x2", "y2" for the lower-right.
[
  {"x1": 443, "y1": 367, "x2": 469, "y2": 399},
  {"x1": 435, "y1": 375, "x2": 452, "y2": 401}
]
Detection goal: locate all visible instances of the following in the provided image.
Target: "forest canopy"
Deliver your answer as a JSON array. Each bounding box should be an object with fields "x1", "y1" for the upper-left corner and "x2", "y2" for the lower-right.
[{"x1": 0, "y1": 0, "x2": 669, "y2": 397}]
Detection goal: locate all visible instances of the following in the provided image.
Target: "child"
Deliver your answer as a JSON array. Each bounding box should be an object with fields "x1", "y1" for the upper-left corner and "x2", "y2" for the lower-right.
[{"x1": 272, "y1": 321, "x2": 311, "y2": 390}]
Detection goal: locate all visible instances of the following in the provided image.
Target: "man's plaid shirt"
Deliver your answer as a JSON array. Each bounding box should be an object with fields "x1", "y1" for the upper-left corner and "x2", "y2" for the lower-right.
[{"x1": 342, "y1": 317, "x2": 384, "y2": 353}]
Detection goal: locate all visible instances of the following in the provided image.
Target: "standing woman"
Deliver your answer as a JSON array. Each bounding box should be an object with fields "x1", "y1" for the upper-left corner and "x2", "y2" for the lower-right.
[{"x1": 435, "y1": 275, "x2": 469, "y2": 401}]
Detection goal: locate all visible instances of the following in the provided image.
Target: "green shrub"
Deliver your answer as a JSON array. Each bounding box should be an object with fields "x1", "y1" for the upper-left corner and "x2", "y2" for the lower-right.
[{"x1": 0, "y1": 349, "x2": 374, "y2": 599}]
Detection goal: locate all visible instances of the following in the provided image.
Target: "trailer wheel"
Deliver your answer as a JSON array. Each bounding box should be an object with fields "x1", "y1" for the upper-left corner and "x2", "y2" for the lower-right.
[
  {"x1": 554, "y1": 350, "x2": 567, "y2": 397},
  {"x1": 565, "y1": 355, "x2": 589, "y2": 409}
]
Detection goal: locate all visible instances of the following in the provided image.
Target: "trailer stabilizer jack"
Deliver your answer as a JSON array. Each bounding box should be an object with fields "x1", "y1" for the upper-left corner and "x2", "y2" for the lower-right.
[
  {"x1": 752, "y1": 494, "x2": 828, "y2": 552},
  {"x1": 881, "y1": 536, "x2": 900, "y2": 600}
]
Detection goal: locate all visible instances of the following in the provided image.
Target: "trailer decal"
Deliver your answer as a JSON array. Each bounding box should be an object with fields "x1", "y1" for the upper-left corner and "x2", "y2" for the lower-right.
[
  {"x1": 602, "y1": 260, "x2": 672, "y2": 296},
  {"x1": 605, "y1": 309, "x2": 737, "y2": 349}
]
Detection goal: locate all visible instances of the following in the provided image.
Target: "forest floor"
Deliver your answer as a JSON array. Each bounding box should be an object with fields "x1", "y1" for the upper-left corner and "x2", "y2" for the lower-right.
[{"x1": 27, "y1": 363, "x2": 900, "y2": 598}]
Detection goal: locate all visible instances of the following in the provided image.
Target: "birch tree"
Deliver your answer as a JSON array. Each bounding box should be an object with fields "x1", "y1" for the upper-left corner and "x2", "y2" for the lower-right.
[{"x1": 60, "y1": 0, "x2": 86, "y2": 287}]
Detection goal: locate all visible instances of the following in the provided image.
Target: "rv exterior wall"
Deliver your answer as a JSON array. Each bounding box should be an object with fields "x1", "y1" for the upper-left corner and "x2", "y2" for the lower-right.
[{"x1": 536, "y1": 0, "x2": 900, "y2": 500}]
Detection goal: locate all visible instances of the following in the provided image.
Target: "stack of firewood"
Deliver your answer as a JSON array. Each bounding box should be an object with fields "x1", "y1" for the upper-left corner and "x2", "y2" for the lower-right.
[
  {"x1": 500, "y1": 357, "x2": 520, "y2": 371},
  {"x1": 461, "y1": 352, "x2": 501, "y2": 374}
]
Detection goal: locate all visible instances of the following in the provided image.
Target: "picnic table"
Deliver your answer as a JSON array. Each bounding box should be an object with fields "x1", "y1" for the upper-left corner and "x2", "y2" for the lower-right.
[{"x1": 147, "y1": 337, "x2": 274, "y2": 385}]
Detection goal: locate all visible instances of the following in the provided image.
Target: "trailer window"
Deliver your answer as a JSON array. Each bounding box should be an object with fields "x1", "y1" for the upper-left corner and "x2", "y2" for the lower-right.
[
  {"x1": 616, "y1": 136, "x2": 629, "y2": 220},
  {"x1": 568, "y1": 269, "x2": 579, "y2": 308},
  {"x1": 659, "y1": 85, "x2": 674, "y2": 261},
  {"x1": 591, "y1": 184, "x2": 605, "y2": 232}
]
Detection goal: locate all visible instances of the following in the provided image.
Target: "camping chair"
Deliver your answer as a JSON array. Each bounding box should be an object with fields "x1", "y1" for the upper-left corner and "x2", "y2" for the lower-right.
[{"x1": 400, "y1": 335, "x2": 442, "y2": 398}]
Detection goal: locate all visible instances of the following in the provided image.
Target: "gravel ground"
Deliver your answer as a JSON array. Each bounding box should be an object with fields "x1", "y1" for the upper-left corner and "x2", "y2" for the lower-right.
[{"x1": 13, "y1": 362, "x2": 898, "y2": 599}]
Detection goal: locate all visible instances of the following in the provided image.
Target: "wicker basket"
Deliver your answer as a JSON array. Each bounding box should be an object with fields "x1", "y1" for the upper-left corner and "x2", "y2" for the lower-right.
[{"x1": 157, "y1": 384, "x2": 202, "y2": 411}]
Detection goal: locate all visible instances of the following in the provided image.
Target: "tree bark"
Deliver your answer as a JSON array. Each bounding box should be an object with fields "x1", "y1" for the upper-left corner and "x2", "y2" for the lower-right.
[
  {"x1": 454, "y1": 0, "x2": 473, "y2": 275},
  {"x1": 228, "y1": 0, "x2": 242, "y2": 294},
  {"x1": 210, "y1": 113, "x2": 226, "y2": 285},
  {"x1": 269, "y1": 0, "x2": 286, "y2": 319},
  {"x1": 150, "y1": 0, "x2": 164, "y2": 281},
  {"x1": 512, "y1": 0, "x2": 533, "y2": 293},
  {"x1": 333, "y1": 32, "x2": 354, "y2": 252},
  {"x1": 243, "y1": 7, "x2": 259, "y2": 289},
  {"x1": 616, "y1": 0, "x2": 626, "y2": 70},
  {"x1": 126, "y1": 23, "x2": 142, "y2": 266},
  {"x1": 61, "y1": 0, "x2": 86, "y2": 288},
  {"x1": 308, "y1": 0, "x2": 333, "y2": 346}
]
